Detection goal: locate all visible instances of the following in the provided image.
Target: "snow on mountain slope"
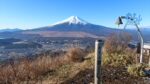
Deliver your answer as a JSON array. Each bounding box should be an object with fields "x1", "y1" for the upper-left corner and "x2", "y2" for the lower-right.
[{"x1": 50, "y1": 16, "x2": 89, "y2": 26}]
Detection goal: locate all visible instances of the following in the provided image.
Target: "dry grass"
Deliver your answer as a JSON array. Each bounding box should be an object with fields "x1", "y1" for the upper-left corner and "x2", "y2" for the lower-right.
[
  {"x1": 0, "y1": 46, "x2": 85, "y2": 84},
  {"x1": 102, "y1": 48, "x2": 137, "y2": 67},
  {"x1": 0, "y1": 55, "x2": 65, "y2": 84},
  {"x1": 65, "y1": 46, "x2": 85, "y2": 62},
  {"x1": 127, "y1": 63, "x2": 147, "y2": 77},
  {"x1": 102, "y1": 32, "x2": 137, "y2": 67}
]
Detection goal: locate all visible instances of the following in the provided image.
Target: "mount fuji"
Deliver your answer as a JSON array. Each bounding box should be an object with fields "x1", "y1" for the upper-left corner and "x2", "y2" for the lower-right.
[
  {"x1": 1, "y1": 16, "x2": 150, "y2": 41},
  {"x1": 23, "y1": 16, "x2": 116, "y2": 38}
]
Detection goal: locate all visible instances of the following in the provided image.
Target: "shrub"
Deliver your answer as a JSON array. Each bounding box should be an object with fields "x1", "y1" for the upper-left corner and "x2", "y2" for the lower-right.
[
  {"x1": 127, "y1": 63, "x2": 147, "y2": 77},
  {"x1": 102, "y1": 48, "x2": 136, "y2": 67},
  {"x1": 66, "y1": 47, "x2": 85, "y2": 62},
  {"x1": 102, "y1": 32, "x2": 136, "y2": 67},
  {"x1": 103, "y1": 32, "x2": 131, "y2": 54}
]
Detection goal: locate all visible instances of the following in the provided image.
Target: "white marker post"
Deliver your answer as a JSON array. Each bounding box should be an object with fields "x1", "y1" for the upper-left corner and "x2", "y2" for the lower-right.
[{"x1": 95, "y1": 39, "x2": 104, "y2": 84}]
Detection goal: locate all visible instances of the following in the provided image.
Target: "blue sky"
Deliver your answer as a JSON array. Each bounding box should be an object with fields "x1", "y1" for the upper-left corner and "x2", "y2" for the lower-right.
[{"x1": 0, "y1": 0, "x2": 149, "y2": 29}]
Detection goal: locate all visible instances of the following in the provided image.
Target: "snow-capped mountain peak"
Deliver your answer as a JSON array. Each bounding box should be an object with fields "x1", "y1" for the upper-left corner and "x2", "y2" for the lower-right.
[
  {"x1": 50, "y1": 16, "x2": 89, "y2": 26},
  {"x1": 62, "y1": 16, "x2": 88, "y2": 24}
]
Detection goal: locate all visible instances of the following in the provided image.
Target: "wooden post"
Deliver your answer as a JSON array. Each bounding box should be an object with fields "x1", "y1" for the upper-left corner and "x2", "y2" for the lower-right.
[
  {"x1": 148, "y1": 49, "x2": 150, "y2": 67},
  {"x1": 95, "y1": 39, "x2": 104, "y2": 84},
  {"x1": 147, "y1": 49, "x2": 150, "y2": 56}
]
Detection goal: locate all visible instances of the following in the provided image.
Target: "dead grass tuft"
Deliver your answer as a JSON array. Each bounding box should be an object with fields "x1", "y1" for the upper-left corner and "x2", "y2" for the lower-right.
[
  {"x1": 127, "y1": 63, "x2": 147, "y2": 77},
  {"x1": 65, "y1": 46, "x2": 85, "y2": 62}
]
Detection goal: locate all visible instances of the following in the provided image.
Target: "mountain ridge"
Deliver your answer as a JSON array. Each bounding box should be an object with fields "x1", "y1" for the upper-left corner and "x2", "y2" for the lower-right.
[
  {"x1": 0, "y1": 28, "x2": 22, "y2": 32},
  {"x1": 24, "y1": 16, "x2": 117, "y2": 38}
]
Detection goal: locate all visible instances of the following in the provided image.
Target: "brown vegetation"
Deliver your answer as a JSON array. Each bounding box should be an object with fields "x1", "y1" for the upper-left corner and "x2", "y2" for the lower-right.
[
  {"x1": 127, "y1": 63, "x2": 147, "y2": 77},
  {"x1": 0, "y1": 55, "x2": 63, "y2": 84},
  {"x1": 104, "y1": 32, "x2": 131, "y2": 54},
  {"x1": 65, "y1": 46, "x2": 85, "y2": 62},
  {"x1": 0, "y1": 46, "x2": 85, "y2": 84},
  {"x1": 102, "y1": 32, "x2": 136, "y2": 66}
]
